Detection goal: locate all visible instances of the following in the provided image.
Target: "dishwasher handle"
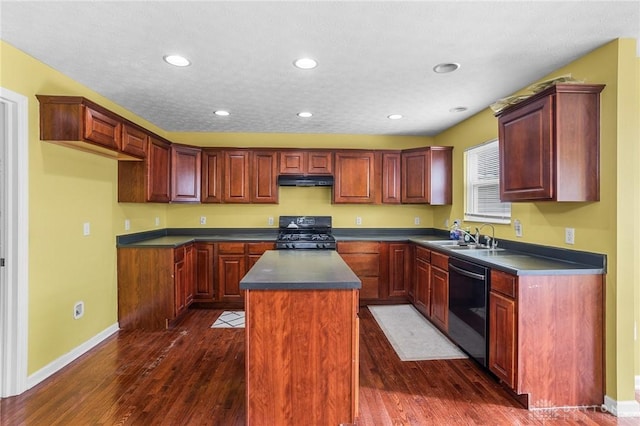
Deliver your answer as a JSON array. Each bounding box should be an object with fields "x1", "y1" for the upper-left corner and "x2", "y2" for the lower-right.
[{"x1": 449, "y1": 263, "x2": 486, "y2": 281}]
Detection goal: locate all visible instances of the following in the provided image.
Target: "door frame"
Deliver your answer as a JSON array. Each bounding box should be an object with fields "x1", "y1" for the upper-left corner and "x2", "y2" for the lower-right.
[{"x1": 0, "y1": 87, "x2": 29, "y2": 397}]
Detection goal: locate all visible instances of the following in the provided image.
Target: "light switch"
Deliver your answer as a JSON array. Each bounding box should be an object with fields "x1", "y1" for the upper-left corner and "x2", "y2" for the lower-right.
[{"x1": 83, "y1": 222, "x2": 90, "y2": 236}]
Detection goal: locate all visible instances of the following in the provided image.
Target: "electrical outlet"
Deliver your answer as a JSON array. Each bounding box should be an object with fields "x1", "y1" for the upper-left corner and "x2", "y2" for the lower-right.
[
  {"x1": 514, "y1": 219, "x2": 523, "y2": 237},
  {"x1": 565, "y1": 227, "x2": 575, "y2": 244},
  {"x1": 444, "y1": 219, "x2": 450, "y2": 228},
  {"x1": 155, "y1": 217, "x2": 160, "y2": 226},
  {"x1": 74, "y1": 301, "x2": 84, "y2": 319},
  {"x1": 268, "y1": 216, "x2": 274, "y2": 226},
  {"x1": 200, "y1": 216, "x2": 207, "y2": 225},
  {"x1": 124, "y1": 219, "x2": 131, "y2": 231},
  {"x1": 83, "y1": 222, "x2": 90, "y2": 236},
  {"x1": 356, "y1": 216, "x2": 362, "y2": 225},
  {"x1": 414, "y1": 217, "x2": 420, "y2": 225}
]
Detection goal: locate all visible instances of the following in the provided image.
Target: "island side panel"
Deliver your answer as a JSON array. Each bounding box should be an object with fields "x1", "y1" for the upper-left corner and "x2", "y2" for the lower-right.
[{"x1": 245, "y1": 288, "x2": 358, "y2": 425}]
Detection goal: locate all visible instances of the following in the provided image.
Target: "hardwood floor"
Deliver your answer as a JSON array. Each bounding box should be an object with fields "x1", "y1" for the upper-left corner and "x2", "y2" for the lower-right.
[{"x1": 1, "y1": 307, "x2": 636, "y2": 425}]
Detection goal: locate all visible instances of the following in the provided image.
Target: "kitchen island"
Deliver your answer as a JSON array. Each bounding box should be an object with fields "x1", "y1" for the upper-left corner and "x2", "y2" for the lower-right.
[{"x1": 240, "y1": 250, "x2": 361, "y2": 426}]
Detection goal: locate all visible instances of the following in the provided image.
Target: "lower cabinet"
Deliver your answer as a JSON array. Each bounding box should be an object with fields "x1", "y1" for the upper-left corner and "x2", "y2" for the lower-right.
[
  {"x1": 429, "y1": 251, "x2": 449, "y2": 332},
  {"x1": 217, "y1": 241, "x2": 275, "y2": 304},
  {"x1": 117, "y1": 243, "x2": 195, "y2": 330},
  {"x1": 488, "y1": 269, "x2": 604, "y2": 408},
  {"x1": 413, "y1": 246, "x2": 431, "y2": 317},
  {"x1": 194, "y1": 242, "x2": 215, "y2": 301},
  {"x1": 388, "y1": 243, "x2": 411, "y2": 298},
  {"x1": 337, "y1": 241, "x2": 381, "y2": 300}
]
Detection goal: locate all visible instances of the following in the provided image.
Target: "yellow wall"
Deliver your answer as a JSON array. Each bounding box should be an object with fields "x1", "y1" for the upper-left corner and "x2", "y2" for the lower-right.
[
  {"x1": 2, "y1": 37, "x2": 638, "y2": 405},
  {"x1": 434, "y1": 39, "x2": 640, "y2": 403}
]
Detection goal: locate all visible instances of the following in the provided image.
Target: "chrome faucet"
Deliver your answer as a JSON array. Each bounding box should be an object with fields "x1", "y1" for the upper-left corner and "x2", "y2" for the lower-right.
[{"x1": 476, "y1": 223, "x2": 498, "y2": 249}]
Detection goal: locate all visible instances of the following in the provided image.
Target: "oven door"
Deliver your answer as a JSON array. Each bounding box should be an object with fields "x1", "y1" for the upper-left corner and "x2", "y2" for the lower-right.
[{"x1": 448, "y1": 258, "x2": 489, "y2": 366}]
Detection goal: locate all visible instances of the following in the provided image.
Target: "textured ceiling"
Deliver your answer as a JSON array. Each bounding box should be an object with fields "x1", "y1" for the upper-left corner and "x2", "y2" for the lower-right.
[{"x1": 1, "y1": 1, "x2": 638, "y2": 136}]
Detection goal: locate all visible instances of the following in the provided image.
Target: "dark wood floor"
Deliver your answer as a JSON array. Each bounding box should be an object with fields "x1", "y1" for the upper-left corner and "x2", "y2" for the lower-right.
[{"x1": 1, "y1": 308, "x2": 636, "y2": 425}]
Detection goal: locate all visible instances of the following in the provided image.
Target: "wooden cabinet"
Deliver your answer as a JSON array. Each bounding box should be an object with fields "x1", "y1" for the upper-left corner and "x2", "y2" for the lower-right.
[
  {"x1": 401, "y1": 147, "x2": 452, "y2": 204},
  {"x1": 334, "y1": 151, "x2": 376, "y2": 203},
  {"x1": 117, "y1": 244, "x2": 195, "y2": 330},
  {"x1": 429, "y1": 251, "x2": 449, "y2": 332},
  {"x1": 337, "y1": 241, "x2": 381, "y2": 300},
  {"x1": 279, "y1": 150, "x2": 333, "y2": 175},
  {"x1": 201, "y1": 149, "x2": 223, "y2": 203},
  {"x1": 118, "y1": 135, "x2": 171, "y2": 203},
  {"x1": 382, "y1": 151, "x2": 402, "y2": 204},
  {"x1": 251, "y1": 151, "x2": 278, "y2": 203},
  {"x1": 413, "y1": 246, "x2": 431, "y2": 317},
  {"x1": 488, "y1": 269, "x2": 604, "y2": 408},
  {"x1": 121, "y1": 123, "x2": 149, "y2": 158},
  {"x1": 171, "y1": 144, "x2": 201, "y2": 203},
  {"x1": 497, "y1": 84, "x2": 605, "y2": 202},
  {"x1": 388, "y1": 243, "x2": 411, "y2": 298},
  {"x1": 194, "y1": 242, "x2": 215, "y2": 301},
  {"x1": 36, "y1": 95, "x2": 145, "y2": 161},
  {"x1": 220, "y1": 150, "x2": 278, "y2": 203},
  {"x1": 223, "y1": 150, "x2": 250, "y2": 203},
  {"x1": 217, "y1": 242, "x2": 275, "y2": 303}
]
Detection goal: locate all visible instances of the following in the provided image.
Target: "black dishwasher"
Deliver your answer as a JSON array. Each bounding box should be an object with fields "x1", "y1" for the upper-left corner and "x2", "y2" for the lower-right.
[{"x1": 448, "y1": 257, "x2": 489, "y2": 366}]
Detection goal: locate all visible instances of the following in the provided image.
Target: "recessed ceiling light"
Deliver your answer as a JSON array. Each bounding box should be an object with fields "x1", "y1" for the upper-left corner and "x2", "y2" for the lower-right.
[
  {"x1": 294, "y1": 58, "x2": 318, "y2": 69},
  {"x1": 433, "y1": 62, "x2": 460, "y2": 74},
  {"x1": 298, "y1": 112, "x2": 313, "y2": 118},
  {"x1": 163, "y1": 54, "x2": 191, "y2": 67},
  {"x1": 387, "y1": 114, "x2": 403, "y2": 120},
  {"x1": 213, "y1": 110, "x2": 230, "y2": 117},
  {"x1": 449, "y1": 107, "x2": 468, "y2": 113}
]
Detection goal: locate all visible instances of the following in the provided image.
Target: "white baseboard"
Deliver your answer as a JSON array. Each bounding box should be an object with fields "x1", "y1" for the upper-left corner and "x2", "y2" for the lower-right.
[
  {"x1": 603, "y1": 395, "x2": 640, "y2": 418},
  {"x1": 27, "y1": 323, "x2": 119, "y2": 390}
]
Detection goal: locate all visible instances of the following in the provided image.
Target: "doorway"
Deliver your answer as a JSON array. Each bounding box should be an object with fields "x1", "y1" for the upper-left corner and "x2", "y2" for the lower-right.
[{"x1": 0, "y1": 87, "x2": 29, "y2": 397}]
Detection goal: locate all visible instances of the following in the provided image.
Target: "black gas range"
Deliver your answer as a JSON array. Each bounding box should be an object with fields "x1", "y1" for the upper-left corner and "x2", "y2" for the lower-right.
[{"x1": 275, "y1": 216, "x2": 336, "y2": 250}]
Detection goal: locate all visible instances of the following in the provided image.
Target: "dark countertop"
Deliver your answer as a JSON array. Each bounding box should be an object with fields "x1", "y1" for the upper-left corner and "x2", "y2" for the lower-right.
[
  {"x1": 116, "y1": 228, "x2": 605, "y2": 276},
  {"x1": 240, "y1": 250, "x2": 361, "y2": 290}
]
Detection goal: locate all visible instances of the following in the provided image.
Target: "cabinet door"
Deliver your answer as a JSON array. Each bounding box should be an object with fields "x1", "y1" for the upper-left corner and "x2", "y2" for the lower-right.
[
  {"x1": 489, "y1": 291, "x2": 516, "y2": 389},
  {"x1": 307, "y1": 151, "x2": 333, "y2": 175},
  {"x1": 184, "y1": 244, "x2": 195, "y2": 306},
  {"x1": 121, "y1": 123, "x2": 148, "y2": 158},
  {"x1": 337, "y1": 242, "x2": 380, "y2": 300},
  {"x1": 147, "y1": 136, "x2": 171, "y2": 202},
  {"x1": 401, "y1": 148, "x2": 452, "y2": 205},
  {"x1": 224, "y1": 150, "x2": 250, "y2": 203},
  {"x1": 334, "y1": 151, "x2": 376, "y2": 203},
  {"x1": 382, "y1": 152, "x2": 401, "y2": 204},
  {"x1": 498, "y1": 96, "x2": 553, "y2": 201},
  {"x1": 430, "y1": 267, "x2": 449, "y2": 331},
  {"x1": 83, "y1": 105, "x2": 121, "y2": 150},
  {"x1": 171, "y1": 144, "x2": 202, "y2": 202},
  {"x1": 279, "y1": 151, "x2": 306, "y2": 175},
  {"x1": 252, "y1": 151, "x2": 278, "y2": 203},
  {"x1": 194, "y1": 243, "x2": 215, "y2": 301},
  {"x1": 414, "y1": 257, "x2": 431, "y2": 318},
  {"x1": 174, "y1": 246, "x2": 187, "y2": 317},
  {"x1": 218, "y1": 255, "x2": 246, "y2": 301},
  {"x1": 388, "y1": 243, "x2": 410, "y2": 297},
  {"x1": 202, "y1": 149, "x2": 223, "y2": 203}
]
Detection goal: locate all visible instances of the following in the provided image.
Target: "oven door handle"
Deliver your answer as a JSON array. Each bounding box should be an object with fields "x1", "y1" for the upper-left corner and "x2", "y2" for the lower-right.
[{"x1": 449, "y1": 264, "x2": 486, "y2": 281}]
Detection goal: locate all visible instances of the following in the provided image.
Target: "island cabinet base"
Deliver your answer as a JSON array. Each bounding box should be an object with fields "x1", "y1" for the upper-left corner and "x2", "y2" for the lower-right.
[{"x1": 245, "y1": 289, "x2": 359, "y2": 426}]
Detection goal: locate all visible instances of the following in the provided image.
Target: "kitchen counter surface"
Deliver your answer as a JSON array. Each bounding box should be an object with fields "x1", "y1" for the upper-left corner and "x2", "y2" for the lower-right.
[
  {"x1": 240, "y1": 250, "x2": 361, "y2": 290},
  {"x1": 116, "y1": 228, "x2": 605, "y2": 276}
]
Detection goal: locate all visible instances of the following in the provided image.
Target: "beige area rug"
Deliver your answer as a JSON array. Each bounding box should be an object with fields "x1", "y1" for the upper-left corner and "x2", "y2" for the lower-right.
[
  {"x1": 211, "y1": 311, "x2": 245, "y2": 328},
  {"x1": 368, "y1": 304, "x2": 467, "y2": 361}
]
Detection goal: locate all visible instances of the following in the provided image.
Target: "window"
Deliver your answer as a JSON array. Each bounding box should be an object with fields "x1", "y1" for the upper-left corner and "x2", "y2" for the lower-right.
[{"x1": 464, "y1": 139, "x2": 511, "y2": 223}]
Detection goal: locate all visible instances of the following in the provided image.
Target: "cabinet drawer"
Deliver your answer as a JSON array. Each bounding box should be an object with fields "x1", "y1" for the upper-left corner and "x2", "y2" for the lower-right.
[
  {"x1": 415, "y1": 246, "x2": 431, "y2": 262},
  {"x1": 247, "y1": 242, "x2": 275, "y2": 254},
  {"x1": 491, "y1": 270, "x2": 516, "y2": 298},
  {"x1": 218, "y1": 242, "x2": 246, "y2": 255},
  {"x1": 337, "y1": 241, "x2": 380, "y2": 254},
  {"x1": 431, "y1": 251, "x2": 448, "y2": 270}
]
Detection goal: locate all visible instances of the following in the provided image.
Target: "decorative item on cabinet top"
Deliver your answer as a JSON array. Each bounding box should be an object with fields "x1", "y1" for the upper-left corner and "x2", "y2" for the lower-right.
[{"x1": 37, "y1": 94, "x2": 154, "y2": 161}]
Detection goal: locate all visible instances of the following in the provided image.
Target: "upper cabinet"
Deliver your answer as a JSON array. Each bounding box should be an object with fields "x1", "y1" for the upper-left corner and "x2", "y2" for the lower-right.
[
  {"x1": 171, "y1": 144, "x2": 201, "y2": 203},
  {"x1": 217, "y1": 150, "x2": 278, "y2": 204},
  {"x1": 496, "y1": 83, "x2": 605, "y2": 202},
  {"x1": 381, "y1": 151, "x2": 402, "y2": 204},
  {"x1": 251, "y1": 151, "x2": 278, "y2": 203},
  {"x1": 37, "y1": 95, "x2": 144, "y2": 161},
  {"x1": 119, "y1": 136, "x2": 171, "y2": 203},
  {"x1": 279, "y1": 150, "x2": 333, "y2": 175},
  {"x1": 201, "y1": 149, "x2": 223, "y2": 203},
  {"x1": 401, "y1": 147, "x2": 453, "y2": 205},
  {"x1": 334, "y1": 151, "x2": 376, "y2": 203}
]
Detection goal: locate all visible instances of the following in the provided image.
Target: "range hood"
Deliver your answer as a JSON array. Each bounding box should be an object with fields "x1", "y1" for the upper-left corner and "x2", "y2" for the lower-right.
[{"x1": 277, "y1": 175, "x2": 334, "y2": 187}]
